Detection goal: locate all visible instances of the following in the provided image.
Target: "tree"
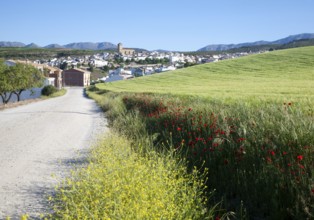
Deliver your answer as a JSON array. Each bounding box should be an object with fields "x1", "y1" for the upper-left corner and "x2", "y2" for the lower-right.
[
  {"x1": 88, "y1": 63, "x2": 94, "y2": 72},
  {"x1": 60, "y1": 62, "x2": 68, "y2": 70},
  {"x1": 0, "y1": 61, "x2": 44, "y2": 104},
  {"x1": 43, "y1": 67, "x2": 51, "y2": 77},
  {"x1": 10, "y1": 63, "x2": 44, "y2": 102},
  {"x1": 102, "y1": 65, "x2": 109, "y2": 72},
  {"x1": 0, "y1": 60, "x2": 14, "y2": 104}
]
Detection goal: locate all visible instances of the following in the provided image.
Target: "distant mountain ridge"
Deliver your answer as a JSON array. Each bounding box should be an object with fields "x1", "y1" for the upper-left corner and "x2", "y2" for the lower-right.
[
  {"x1": 0, "y1": 41, "x2": 26, "y2": 47},
  {"x1": 1, "y1": 33, "x2": 314, "y2": 51},
  {"x1": 63, "y1": 42, "x2": 116, "y2": 50},
  {"x1": 25, "y1": 43, "x2": 40, "y2": 48},
  {"x1": 44, "y1": 44, "x2": 64, "y2": 49},
  {"x1": 0, "y1": 41, "x2": 117, "y2": 50},
  {"x1": 198, "y1": 33, "x2": 314, "y2": 51}
]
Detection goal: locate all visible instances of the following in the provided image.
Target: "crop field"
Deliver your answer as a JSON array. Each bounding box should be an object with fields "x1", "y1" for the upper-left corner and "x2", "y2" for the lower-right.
[
  {"x1": 55, "y1": 47, "x2": 313, "y2": 219},
  {"x1": 99, "y1": 46, "x2": 314, "y2": 103}
]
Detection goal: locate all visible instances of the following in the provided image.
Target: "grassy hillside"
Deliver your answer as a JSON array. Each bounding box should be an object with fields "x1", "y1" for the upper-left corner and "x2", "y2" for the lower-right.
[
  {"x1": 98, "y1": 46, "x2": 314, "y2": 102},
  {"x1": 66, "y1": 46, "x2": 314, "y2": 219}
]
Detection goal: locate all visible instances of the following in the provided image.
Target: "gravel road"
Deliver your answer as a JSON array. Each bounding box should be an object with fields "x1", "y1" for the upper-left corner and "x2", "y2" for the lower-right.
[{"x1": 0, "y1": 87, "x2": 107, "y2": 219}]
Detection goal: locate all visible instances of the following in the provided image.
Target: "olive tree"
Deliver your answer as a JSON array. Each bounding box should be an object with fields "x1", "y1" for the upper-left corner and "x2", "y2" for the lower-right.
[
  {"x1": 0, "y1": 60, "x2": 15, "y2": 104},
  {"x1": 0, "y1": 60, "x2": 44, "y2": 104},
  {"x1": 11, "y1": 63, "x2": 44, "y2": 102}
]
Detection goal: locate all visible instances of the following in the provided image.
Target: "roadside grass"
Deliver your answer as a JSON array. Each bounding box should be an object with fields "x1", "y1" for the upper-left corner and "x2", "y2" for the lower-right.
[
  {"x1": 49, "y1": 132, "x2": 220, "y2": 220},
  {"x1": 49, "y1": 46, "x2": 313, "y2": 219},
  {"x1": 83, "y1": 47, "x2": 314, "y2": 219},
  {"x1": 47, "y1": 89, "x2": 226, "y2": 220},
  {"x1": 41, "y1": 88, "x2": 67, "y2": 99},
  {"x1": 115, "y1": 93, "x2": 313, "y2": 219}
]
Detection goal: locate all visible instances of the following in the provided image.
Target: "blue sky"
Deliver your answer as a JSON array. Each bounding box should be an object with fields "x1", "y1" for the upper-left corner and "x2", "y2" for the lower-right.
[{"x1": 1, "y1": 0, "x2": 313, "y2": 51}]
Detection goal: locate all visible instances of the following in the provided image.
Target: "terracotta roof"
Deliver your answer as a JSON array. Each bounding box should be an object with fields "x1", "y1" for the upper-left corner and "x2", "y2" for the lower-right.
[
  {"x1": 12, "y1": 59, "x2": 60, "y2": 72},
  {"x1": 64, "y1": 68, "x2": 91, "y2": 74}
]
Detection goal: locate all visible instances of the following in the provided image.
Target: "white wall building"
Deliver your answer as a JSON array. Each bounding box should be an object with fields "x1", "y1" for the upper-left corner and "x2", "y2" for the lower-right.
[
  {"x1": 44, "y1": 77, "x2": 55, "y2": 86},
  {"x1": 91, "y1": 59, "x2": 108, "y2": 67}
]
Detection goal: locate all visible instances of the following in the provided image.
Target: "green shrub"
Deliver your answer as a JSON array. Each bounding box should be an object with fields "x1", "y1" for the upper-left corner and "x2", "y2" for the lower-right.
[{"x1": 41, "y1": 85, "x2": 57, "y2": 96}]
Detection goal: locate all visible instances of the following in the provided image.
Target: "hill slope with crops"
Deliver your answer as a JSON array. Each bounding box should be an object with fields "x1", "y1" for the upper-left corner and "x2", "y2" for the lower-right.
[
  {"x1": 88, "y1": 46, "x2": 314, "y2": 219},
  {"x1": 98, "y1": 46, "x2": 314, "y2": 103}
]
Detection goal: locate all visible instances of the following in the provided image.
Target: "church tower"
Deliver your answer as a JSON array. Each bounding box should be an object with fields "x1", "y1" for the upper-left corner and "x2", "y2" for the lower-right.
[{"x1": 118, "y1": 43, "x2": 123, "y2": 54}]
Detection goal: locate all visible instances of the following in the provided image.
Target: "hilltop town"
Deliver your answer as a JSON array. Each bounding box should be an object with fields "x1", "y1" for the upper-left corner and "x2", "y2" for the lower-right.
[{"x1": 5, "y1": 43, "x2": 262, "y2": 85}]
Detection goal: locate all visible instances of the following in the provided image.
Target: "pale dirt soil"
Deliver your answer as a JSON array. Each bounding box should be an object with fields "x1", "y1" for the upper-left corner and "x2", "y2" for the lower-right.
[
  {"x1": 0, "y1": 98, "x2": 42, "y2": 111},
  {"x1": 0, "y1": 87, "x2": 108, "y2": 219}
]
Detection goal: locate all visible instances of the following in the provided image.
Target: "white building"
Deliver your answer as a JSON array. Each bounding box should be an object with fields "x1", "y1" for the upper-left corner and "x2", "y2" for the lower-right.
[
  {"x1": 91, "y1": 59, "x2": 108, "y2": 67},
  {"x1": 157, "y1": 66, "x2": 176, "y2": 72},
  {"x1": 44, "y1": 77, "x2": 55, "y2": 86},
  {"x1": 169, "y1": 55, "x2": 185, "y2": 63}
]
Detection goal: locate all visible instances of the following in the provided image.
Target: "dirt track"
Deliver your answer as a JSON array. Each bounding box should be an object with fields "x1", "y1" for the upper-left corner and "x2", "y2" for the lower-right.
[{"x1": 0, "y1": 87, "x2": 107, "y2": 219}]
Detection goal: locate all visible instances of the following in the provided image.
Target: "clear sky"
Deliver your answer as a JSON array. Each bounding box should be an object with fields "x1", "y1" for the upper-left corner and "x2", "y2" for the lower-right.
[{"x1": 1, "y1": 0, "x2": 313, "y2": 51}]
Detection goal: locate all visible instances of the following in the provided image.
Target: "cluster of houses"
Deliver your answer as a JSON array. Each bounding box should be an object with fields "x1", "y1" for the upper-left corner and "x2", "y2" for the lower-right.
[
  {"x1": 5, "y1": 43, "x2": 266, "y2": 88},
  {"x1": 4, "y1": 60, "x2": 91, "y2": 88},
  {"x1": 2, "y1": 60, "x2": 92, "y2": 103},
  {"x1": 97, "y1": 44, "x2": 257, "y2": 83}
]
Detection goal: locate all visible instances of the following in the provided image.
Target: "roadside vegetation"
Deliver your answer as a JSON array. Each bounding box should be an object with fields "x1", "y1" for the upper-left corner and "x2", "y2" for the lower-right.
[
  {"x1": 41, "y1": 86, "x2": 66, "y2": 98},
  {"x1": 48, "y1": 90, "x2": 224, "y2": 219},
  {"x1": 50, "y1": 46, "x2": 313, "y2": 219},
  {"x1": 0, "y1": 60, "x2": 44, "y2": 104},
  {"x1": 49, "y1": 133, "x2": 221, "y2": 219}
]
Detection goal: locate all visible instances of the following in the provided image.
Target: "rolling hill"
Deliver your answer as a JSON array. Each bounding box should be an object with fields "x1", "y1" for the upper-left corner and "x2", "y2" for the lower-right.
[{"x1": 97, "y1": 46, "x2": 314, "y2": 102}]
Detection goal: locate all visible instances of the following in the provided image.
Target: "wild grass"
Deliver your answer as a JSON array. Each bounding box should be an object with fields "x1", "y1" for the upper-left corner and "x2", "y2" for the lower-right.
[
  {"x1": 117, "y1": 93, "x2": 313, "y2": 219},
  {"x1": 47, "y1": 89, "x2": 225, "y2": 219},
  {"x1": 85, "y1": 46, "x2": 314, "y2": 219},
  {"x1": 49, "y1": 46, "x2": 313, "y2": 219},
  {"x1": 49, "y1": 133, "x2": 219, "y2": 219},
  {"x1": 41, "y1": 88, "x2": 67, "y2": 99}
]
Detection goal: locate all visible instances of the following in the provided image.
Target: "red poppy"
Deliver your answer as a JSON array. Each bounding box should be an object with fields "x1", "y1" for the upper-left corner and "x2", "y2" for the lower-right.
[
  {"x1": 177, "y1": 127, "x2": 182, "y2": 131},
  {"x1": 266, "y1": 157, "x2": 272, "y2": 163},
  {"x1": 212, "y1": 143, "x2": 219, "y2": 147},
  {"x1": 237, "y1": 137, "x2": 246, "y2": 142},
  {"x1": 297, "y1": 155, "x2": 303, "y2": 161}
]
